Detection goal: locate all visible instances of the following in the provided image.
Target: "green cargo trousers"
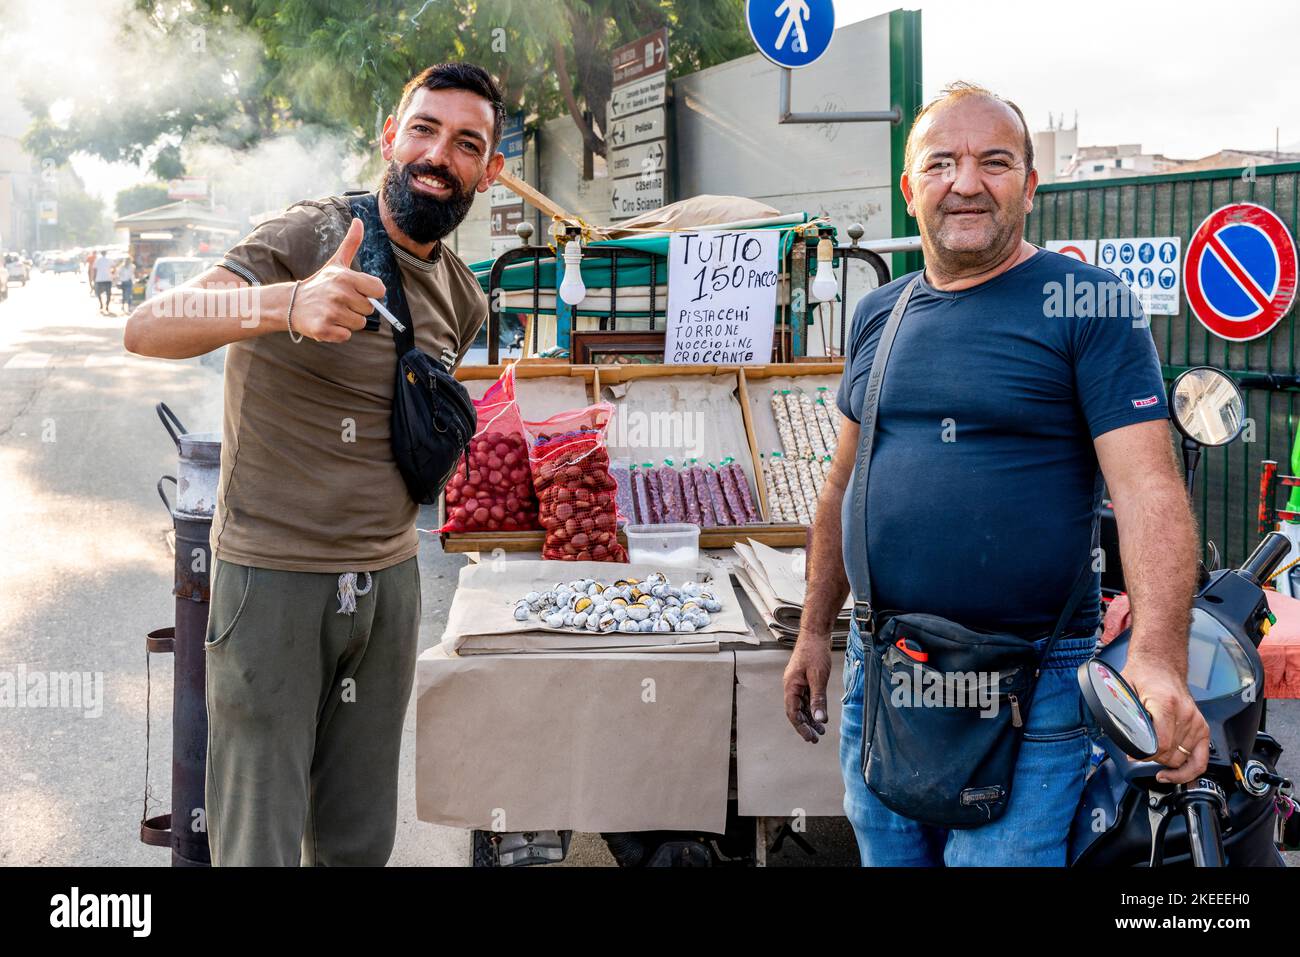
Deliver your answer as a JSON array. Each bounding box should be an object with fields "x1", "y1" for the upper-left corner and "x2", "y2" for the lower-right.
[{"x1": 203, "y1": 556, "x2": 420, "y2": 866}]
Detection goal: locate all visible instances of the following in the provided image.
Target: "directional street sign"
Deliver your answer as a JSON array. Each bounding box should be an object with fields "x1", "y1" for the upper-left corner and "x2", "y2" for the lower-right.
[
  {"x1": 610, "y1": 174, "x2": 666, "y2": 219},
  {"x1": 490, "y1": 112, "x2": 528, "y2": 243},
  {"x1": 499, "y1": 113, "x2": 525, "y2": 159},
  {"x1": 612, "y1": 27, "x2": 667, "y2": 87},
  {"x1": 609, "y1": 74, "x2": 666, "y2": 120},
  {"x1": 608, "y1": 28, "x2": 670, "y2": 221},
  {"x1": 746, "y1": 0, "x2": 835, "y2": 69},
  {"x1": 1185, "y1": 202, "x2": 1298, "y2": 342},
  {"x1": 490, "y1": 202, "x2": 524, "y2": 238},
  {"x1": 609, "y1": 110, "x2": 666, "y2": 150},
  {"x1": 610, "y1": 139, "x2": 665, "y2": 180}
]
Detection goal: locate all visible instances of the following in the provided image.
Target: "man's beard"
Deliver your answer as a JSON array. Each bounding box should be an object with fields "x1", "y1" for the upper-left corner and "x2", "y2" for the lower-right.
[{"x1": 380, "y1": 160, "x2": 477, "y2": 245}]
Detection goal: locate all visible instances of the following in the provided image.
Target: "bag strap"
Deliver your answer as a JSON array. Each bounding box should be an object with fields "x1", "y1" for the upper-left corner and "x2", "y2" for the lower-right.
[
  {"x1": 1035, "y1": 527, "x2": 1097, "y2": 672},
  {"x1": 847, "y1": 274, "x2": 922, "y2": 636},
  {"x1": 846, "y1": 272, "x2": 1096, "y2": 659},
  {"x1": 344, "y1": 192, "x2": 416, "y2": 355}
]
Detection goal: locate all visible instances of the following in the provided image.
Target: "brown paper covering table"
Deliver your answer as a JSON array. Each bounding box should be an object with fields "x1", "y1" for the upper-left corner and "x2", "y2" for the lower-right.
[{"x1": 415, "y1": 554, "x2": 846, "y2": 836}]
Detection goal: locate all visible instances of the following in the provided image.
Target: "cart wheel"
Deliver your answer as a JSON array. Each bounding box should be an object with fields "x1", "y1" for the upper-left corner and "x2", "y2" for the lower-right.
[{"x1": 470, "y1": 830, "x2": 500, "y2": 867}]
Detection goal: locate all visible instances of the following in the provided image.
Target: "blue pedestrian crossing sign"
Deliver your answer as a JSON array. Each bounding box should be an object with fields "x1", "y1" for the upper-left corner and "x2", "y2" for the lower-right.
[{"x1": 746, "y1": 0, "x2": 836, "y2": 69}]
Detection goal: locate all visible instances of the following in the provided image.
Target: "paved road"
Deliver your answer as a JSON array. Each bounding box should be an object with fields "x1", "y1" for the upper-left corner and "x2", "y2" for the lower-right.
[{"x1": 1, "y1": 271, "x2": 1292, "y2": 867}]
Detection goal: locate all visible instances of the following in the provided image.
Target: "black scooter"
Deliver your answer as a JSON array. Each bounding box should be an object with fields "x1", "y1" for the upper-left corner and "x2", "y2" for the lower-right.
[{"x1": 1070, "y1": 366, "x2": 1297, "y2": 866}]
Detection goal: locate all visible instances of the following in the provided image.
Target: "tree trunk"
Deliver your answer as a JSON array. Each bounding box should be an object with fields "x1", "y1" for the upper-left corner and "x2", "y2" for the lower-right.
[{"x1": 553, "y1": 40, "x2": 605, "y2": 159}]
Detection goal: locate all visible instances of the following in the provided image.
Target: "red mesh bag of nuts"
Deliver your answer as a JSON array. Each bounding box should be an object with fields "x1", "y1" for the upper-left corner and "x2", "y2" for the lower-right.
[
  {"x1": 525, "y1": 402, "x2": 627, "y2": 562},
  {"x1": 439, "y1": 366, "x2": 540, "y2": 533}
]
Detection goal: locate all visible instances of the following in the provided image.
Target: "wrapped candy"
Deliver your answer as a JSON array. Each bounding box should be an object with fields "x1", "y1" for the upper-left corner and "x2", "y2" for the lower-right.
[
  {"x1": 703, "y1": 465, "x2": 736, "y2": 526},
  {"x1": 771, "y1": 390, "x2": 797, "y2": 457},
  {"x1": 817, "y1": 387, "x2": 841, "y2": 439},
  {"x1": 783, "y1": 390, "x2": 813, "y2": 459},
  {"x1": 681, "y1": 463, "x2": 703, "y2": 525},
  {"x1": 799, "y1": 391, "x2": 828, "y2": 458},
  {"x1": 657, "y1": 461, "x2": 686, "y2": 523},
  {"x1": 720, "y1": 458, "x2": 760, "y2": 524},
  {"x1": 758, "y1": 452, "x2": 787, "y2": 523},
  {"x1": 768, "y1": 451, "x2": 805, "y2": 524},
  {"x1": 630, "y1": 464, "x2": 652, "y2": 524},
  {"x1": 609, "y1": 458, "x2": 635, "y2": 526},
  {"x1": 687, "y1": 460, "x2": 718, "y2": 527},
  {"x1": 813, "y1": 396, "x2": 838, "y2": 454},
  {"x1": 791, "y1": 455, "x2": 818, "y2": 524},
  {"x1": 642, "y1": 462, "x2": 666, "y2": 524},
  {"x1": 805, "y1": 456, "x2": 825, "y2": 502}
]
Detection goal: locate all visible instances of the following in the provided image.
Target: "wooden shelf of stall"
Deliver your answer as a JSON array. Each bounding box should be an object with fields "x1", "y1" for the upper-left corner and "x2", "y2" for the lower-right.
[{"x1": 438, "y1": 360, "x2": 843, "y2": 553}]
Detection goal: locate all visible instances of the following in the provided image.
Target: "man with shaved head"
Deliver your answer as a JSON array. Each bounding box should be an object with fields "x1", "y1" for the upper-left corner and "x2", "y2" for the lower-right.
[{"x1": 784, "y1": 83, "x2": 1206, "y2": 866}]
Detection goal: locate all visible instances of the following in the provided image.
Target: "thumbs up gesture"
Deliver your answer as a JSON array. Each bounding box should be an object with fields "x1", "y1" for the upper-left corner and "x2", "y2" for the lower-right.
[{"x1": 291, "y1": 218, "x2": 387, "y2": 343}]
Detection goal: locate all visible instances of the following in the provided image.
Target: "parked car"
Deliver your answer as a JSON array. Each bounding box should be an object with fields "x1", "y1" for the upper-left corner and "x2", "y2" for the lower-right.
[
  {"x1": 50, "y1": 253, "x2": 81, "y2": 274},
  {"x1": 144, "y1": 256, "x2": 215, "y2": 301},
  {"x1": 5, "y1": 252, "x2": 31, "y2": 285}
]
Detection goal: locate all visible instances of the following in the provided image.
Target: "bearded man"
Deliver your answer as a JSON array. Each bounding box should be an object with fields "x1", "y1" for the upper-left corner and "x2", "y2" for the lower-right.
[{"x1": 124, "y1": 63, "x2": 505, "y2": 866}]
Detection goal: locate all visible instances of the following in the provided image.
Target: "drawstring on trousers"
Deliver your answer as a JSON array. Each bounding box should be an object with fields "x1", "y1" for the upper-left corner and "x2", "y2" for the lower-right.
[{"x1": 336, "y1": 572, "x2": 373, "y2": 615}]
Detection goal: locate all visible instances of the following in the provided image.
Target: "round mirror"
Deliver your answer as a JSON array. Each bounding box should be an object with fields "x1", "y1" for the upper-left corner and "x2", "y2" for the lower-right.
[
  {"x1": 1077, "y1": 659, "x2": 1159, "y2": 759},
  {"x1": 1170, "y1": 367, "x2": 1245, "y2": 447}
]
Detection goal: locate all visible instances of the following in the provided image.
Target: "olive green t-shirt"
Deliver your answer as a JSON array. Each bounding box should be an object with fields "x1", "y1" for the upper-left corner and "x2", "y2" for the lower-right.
[{"x1": 212, "y1": 194, "x2": 487, "y2": 572}]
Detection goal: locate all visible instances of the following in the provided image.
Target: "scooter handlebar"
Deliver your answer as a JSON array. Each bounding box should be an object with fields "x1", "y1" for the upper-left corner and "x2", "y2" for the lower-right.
[{"x1": 1239, "y1": 531, "x2": 1292, "y2": 587}]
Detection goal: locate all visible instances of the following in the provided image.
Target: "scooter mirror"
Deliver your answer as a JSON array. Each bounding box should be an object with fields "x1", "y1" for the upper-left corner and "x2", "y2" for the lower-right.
[
  {"x1": 1170, "y1": 367, "x2": 1245, "y2": 447},
  {"x1": 1077, "y1": 659, "x2": 1159, "y2": 760}
]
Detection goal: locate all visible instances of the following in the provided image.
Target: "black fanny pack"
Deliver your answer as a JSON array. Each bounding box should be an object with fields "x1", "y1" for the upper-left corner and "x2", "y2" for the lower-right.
[
  {"x1": 847, "y1": 274, "x2": 1093, "y2": 828},
  {"x1": 345, "y1": 193, "x2": 476, "y2": 505},
  {"x1": 859, "y1": 588, "x2": 1089, "y2": 828}
]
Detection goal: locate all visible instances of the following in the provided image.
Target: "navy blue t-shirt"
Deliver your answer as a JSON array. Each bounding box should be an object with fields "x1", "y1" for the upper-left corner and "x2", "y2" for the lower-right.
[{"x1": 837, "y1": 249, "x2": 1168, "y2": 636}]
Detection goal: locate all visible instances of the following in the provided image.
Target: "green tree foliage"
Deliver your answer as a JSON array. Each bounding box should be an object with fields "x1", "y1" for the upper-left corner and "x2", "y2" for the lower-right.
[
  {"x1": 42, "y1": 189, "x2": 110, "y2": 248},
  {"x1": 114, "y1": 182, "x2": 171, "y2": 218},
  {"x1": 20, "y1": 0, "x2": 751, "y2": 174}
]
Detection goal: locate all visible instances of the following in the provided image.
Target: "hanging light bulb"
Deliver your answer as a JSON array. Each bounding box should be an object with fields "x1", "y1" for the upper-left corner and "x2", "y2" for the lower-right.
[
  {"x1": 810, "y1": 236, "x2": 838, "y2": 302},
  {"x1": 559, "y1": 237, "x2": 587, "y2": 306}
]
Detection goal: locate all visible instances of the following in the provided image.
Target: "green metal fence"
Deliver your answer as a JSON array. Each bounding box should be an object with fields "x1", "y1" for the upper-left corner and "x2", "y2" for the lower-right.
[{"x1": 1027, "y1": 161, "x2": 1300, "y2": 566}]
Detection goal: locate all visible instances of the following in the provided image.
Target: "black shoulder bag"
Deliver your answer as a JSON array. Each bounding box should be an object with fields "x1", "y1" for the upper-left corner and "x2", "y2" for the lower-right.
[
  {"x1": 846, "y1": 274, "x2": 1094, "y2": 828},
  {"x1": 345, "y1": 192, "x2": 476, "y2": 505}
]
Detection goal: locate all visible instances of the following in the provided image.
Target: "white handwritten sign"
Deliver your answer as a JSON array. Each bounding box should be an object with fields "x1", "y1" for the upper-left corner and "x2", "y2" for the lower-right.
[{"x1": 664, "y1": 230, "x2": 780, "y2": 364}]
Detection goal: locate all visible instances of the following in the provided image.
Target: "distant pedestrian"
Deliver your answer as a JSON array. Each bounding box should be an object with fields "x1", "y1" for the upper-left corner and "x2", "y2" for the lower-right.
[
  {"x1": 117, "y1": 256, "x2": 135, "y2": 312},
  {"x1": 86, "y1": 250, "x2": 97, "y2": 296},
  {"x1": 93, "y1": 250, "x2": 114, "y2": 312}
]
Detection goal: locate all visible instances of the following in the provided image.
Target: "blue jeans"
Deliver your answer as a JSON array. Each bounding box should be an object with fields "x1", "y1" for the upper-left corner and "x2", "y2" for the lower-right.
[{"x1": 838, "y1": 620, "x2": 1097, "y2": 866}]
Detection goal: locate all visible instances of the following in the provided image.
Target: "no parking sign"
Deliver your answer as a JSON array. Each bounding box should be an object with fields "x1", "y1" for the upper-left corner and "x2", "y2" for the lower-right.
[{"x1": 1185, "y1": 203, "x2": 1298, "y2": 342}]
